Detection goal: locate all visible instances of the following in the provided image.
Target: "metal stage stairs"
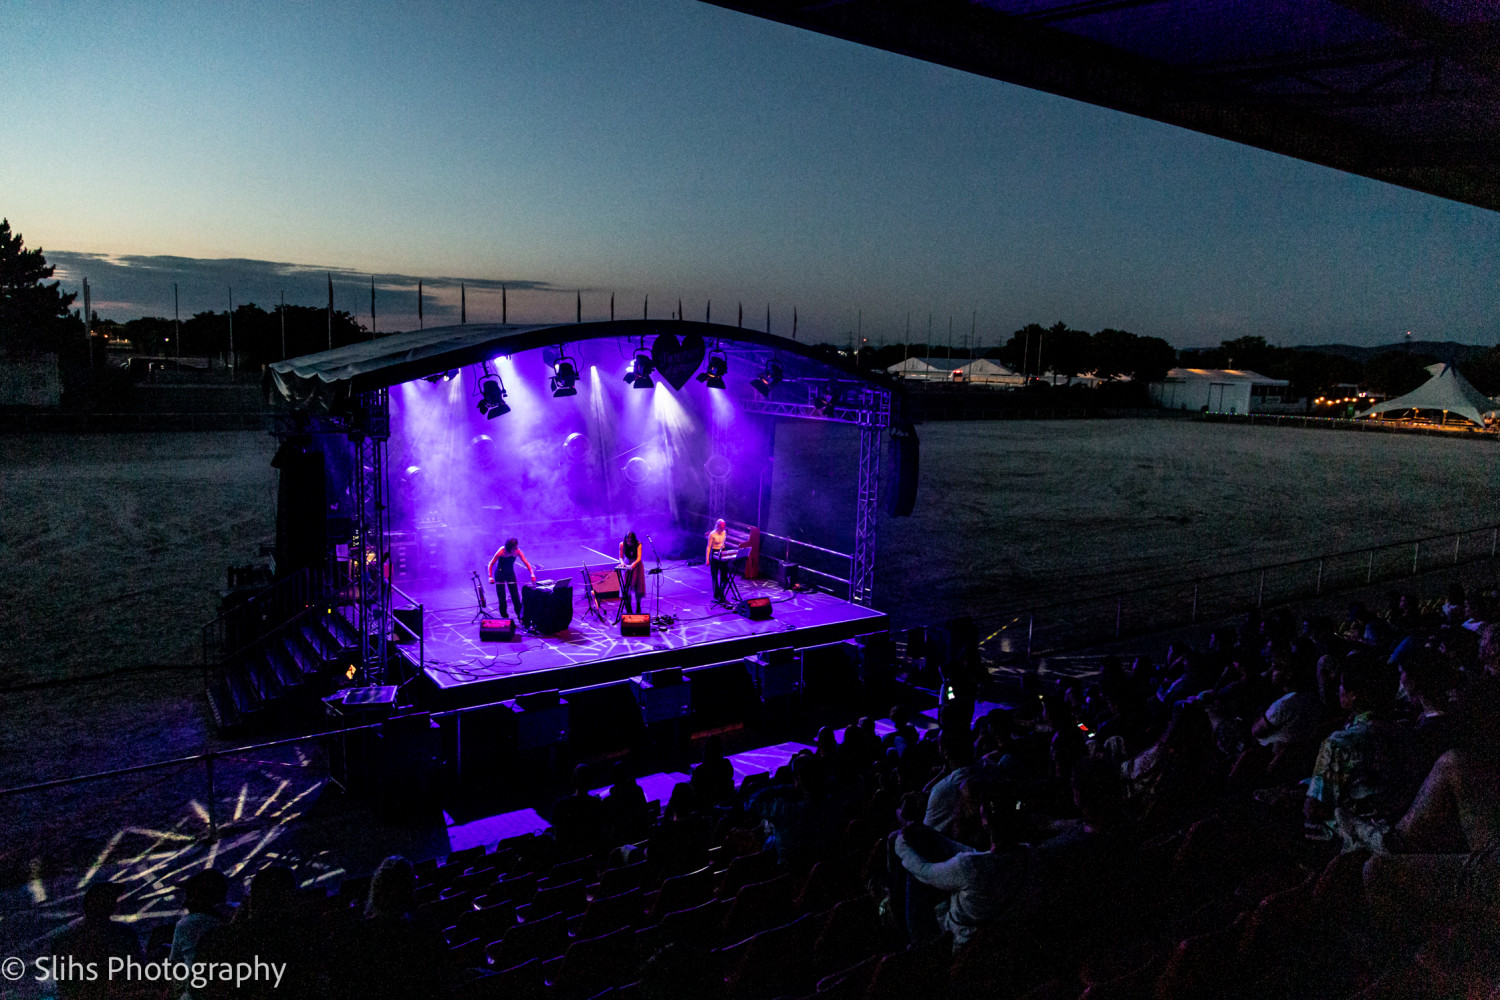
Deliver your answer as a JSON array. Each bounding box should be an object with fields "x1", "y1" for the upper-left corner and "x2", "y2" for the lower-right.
[{"x1": 205, "y1": 609, "x2": 362, "y2": 731}]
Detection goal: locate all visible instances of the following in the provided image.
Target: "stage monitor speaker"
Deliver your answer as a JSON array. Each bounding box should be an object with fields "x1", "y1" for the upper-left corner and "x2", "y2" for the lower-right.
[
  {"x1": 509, "y1": 694, "x2": 569, "y2": 750},
  {"x1": 632, "y1": 671, "x2": 692, "y2": 723},
  {"x1": 393, "y1": 606, "x2": 423, "y2": 644},
  {"x1": 747, "y1": 651, "x2": 801, "y2": 699},
  {"x1": 734, "y1": 596, "x2": 773, "y2": 620},
  {"x1": 620, "y1": 613, "x2": 651, "y2": 637},
  {"x1": 523, "y1": 579, "x2": 574, "y2": 634},
  {"x1": 886, "y1": 421, "x2": 919, "y2": 517},
  {"x1": 480, "y1": 618, "x2": 516, "y2": 641},
  {"x1": 328, "y1": 684, "x2": 399, "y2": 719},
  {"x1": 589, "y1": 568, "x2": 620, "y2": 597}
]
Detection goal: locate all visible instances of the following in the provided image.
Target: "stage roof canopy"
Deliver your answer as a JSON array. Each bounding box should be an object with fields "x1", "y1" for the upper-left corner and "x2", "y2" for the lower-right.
[
  {"x1": 268, "y1": 319, "x2": 899, "y2": 414},
  {"x1": 707, "y1": 1, "x2": 1500, "y2": 212}
]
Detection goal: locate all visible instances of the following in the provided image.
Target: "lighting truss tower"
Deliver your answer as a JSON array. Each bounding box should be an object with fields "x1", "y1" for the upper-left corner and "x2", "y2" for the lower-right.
[
  {"x1": 349, "y1": 389, "x2": 392, "y2": 681},
  {"x1": 738, "y1": 383, "x2": 891, "y2": 607},
  {"x1": 850, "y1": 388, "x2": 890, "y2": 607}
]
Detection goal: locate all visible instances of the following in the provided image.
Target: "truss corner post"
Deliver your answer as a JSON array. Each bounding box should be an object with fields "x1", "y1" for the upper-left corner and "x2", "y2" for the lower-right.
[
  {"x1": 350, "y1": 389, "x2": 392, "y2": 683},
  {"x1": 850, "y1": 388, "x2": 890, "y2": 607}
]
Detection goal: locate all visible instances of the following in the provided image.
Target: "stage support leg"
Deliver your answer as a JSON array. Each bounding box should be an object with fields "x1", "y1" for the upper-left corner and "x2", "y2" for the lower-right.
[
  {"x1": 850, "y1": 389, "x2": 888, "y2": 607},
  {"x1": 351, "y1": 390, "x2": 392, "y2": 682}
]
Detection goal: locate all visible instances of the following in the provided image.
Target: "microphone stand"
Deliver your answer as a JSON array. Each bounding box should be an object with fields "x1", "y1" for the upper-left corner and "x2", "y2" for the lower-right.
[
  {"x1": 580, "y1": 562, "x2": 607, "y2": 624},
  {"x1": 647, "y1": 535, "x2": 672, "y2": 629},
  {"x1": 470, "y1": 571, "x2": 490, "y2": 623}
]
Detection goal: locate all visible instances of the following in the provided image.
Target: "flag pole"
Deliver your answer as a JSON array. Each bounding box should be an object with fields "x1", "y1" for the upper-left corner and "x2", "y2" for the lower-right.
[{"x1": 227, "y1": 285, "x2": 235, "y2": 380}]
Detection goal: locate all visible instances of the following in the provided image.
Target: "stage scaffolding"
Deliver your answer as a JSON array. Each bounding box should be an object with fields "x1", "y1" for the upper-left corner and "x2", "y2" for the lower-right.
[
  {"x1": 268, "y1": 321, "x2": 915, "y2": 626},
  {"x1": 271, "y1": 389, "x2": 394, "y2": 683},
  {"x1": 738, "y1": 383, "x2": 892, "y2": 607},
  {"x1": 349, "y1": 389, "x2": 392, "y2": 682}
]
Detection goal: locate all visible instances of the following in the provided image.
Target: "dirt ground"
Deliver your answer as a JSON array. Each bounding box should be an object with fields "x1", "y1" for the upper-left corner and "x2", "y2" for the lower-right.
[{"x1": 771, "y1": 417, "x2": 1499, "y2": 629}]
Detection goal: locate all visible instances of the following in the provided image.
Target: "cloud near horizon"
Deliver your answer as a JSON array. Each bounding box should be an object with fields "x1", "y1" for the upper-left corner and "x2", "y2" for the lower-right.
[{"x1": 44, "y1": 250, "x2": 576, "y2": 331}]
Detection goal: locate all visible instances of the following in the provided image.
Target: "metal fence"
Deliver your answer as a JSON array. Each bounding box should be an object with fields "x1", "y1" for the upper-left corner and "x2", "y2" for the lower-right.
[
  {"x1": 1198, "y1": 410, "x2": 1499, "y2": 439},
  {"x1": 0, "y1": 411, "x2": 271, "y2": 433},
  {"x1": 757, "y1": 528, "x2": 855, "y2": 601},
  {"x1": 977, "y1": 524, "x2": 1500, "y2": 660}
]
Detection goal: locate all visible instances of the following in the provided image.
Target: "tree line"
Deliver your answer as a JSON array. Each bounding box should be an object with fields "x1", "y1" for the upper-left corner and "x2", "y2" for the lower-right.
[
  {"x1": 1184, "y1": 335, "x2": 1500, "y2": 399},
  {"x1": 89, "y1": 303, "x2": 369, "y2": 370},
  {"x1": 808, "y1": 322, "x2": 1179, "y2": 384},
  {"x1": 6, "y1": 219, "x2": 1496, "y2": 399}
]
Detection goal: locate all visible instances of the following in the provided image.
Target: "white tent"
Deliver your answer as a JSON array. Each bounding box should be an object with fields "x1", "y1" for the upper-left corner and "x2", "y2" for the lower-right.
[
  {"x1": 1357, "y1": 363, "x2": 1498, "y2": 427},
  {"x1": 957, "y1": 358, "x2": 1016, "y2": 383},
  {"x1": 887, "y1": 357, "x2": 944, "y2": 379}
]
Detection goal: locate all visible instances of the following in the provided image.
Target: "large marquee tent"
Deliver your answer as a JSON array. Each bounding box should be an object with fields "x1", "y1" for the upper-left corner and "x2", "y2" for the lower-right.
[{"x1": 1357, "y1": 363, "x2": 1498, "y2": 427}]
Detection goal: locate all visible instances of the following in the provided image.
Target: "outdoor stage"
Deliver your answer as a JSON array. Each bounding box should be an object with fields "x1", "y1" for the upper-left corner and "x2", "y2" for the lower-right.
[
  {"x1": 408, "y1": 556, "x2": 888, "y2": 709},
  {"x1": 262, "y1": 319, "x2": 917, "y2": 727}
]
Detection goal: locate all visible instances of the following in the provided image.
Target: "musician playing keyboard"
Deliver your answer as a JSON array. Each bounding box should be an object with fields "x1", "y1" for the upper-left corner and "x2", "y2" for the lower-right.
[
  {"x1": 618, "y1": 530, "x2": 646, "y2": 614},
  {"x1": 706, "y1": 518, "x2": 730, "y2": 603}
]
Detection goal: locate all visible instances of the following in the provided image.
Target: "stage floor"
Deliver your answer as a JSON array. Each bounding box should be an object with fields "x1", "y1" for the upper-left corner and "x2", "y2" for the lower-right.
[{"x1": 407, "y1": 558, "x2": 887, "y2": 708}]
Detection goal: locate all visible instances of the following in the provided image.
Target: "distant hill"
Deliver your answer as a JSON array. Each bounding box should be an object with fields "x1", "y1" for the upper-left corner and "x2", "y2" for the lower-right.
[{"x1": 1298, "y1": 341, "x2": 1493, "y2": 367}]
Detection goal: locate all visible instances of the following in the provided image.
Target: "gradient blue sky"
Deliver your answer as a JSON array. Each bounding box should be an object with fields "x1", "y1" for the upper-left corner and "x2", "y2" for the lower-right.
[{"x1": 3, "y1": 0, "x2": 1497, "y2": 348}]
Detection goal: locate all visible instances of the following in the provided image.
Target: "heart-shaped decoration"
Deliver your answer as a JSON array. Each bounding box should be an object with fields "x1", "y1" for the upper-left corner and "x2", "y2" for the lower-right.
[{"x1": 652, "y1": 332, "x2": 706, "y2": 391}]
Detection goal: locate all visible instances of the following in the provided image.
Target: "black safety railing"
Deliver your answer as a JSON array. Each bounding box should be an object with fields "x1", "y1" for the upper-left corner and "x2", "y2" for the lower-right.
[
  {"x1": 756, "y1": 529, "x2": 855, "y2": 601},
  {"x1": 974, "y1": 524, "x2": 1500, "y2": 661},
  {"x1": 200, "y1": 568, "x2": 325, "y2": 668},
  {"x1": 390, "y1": 581, "x2": 425, "y2": 673}
]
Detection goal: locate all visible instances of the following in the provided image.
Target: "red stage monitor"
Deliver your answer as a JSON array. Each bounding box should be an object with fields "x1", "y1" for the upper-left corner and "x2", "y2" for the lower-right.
[
  {"x1": 480, "y1": 618, "x2": 516, "y2": 641},
  {"x1": 735, "y1": 597, "x2": 773, "y2": 621},
  {"x1": 620, "y1": 613, "x2": 651, "y2": 637}
]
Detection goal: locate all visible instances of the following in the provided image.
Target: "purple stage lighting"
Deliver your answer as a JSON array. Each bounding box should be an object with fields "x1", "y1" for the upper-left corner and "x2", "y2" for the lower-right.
[
  {"x1": 625, "y1": 349, "x2": 655, "y2": 389},
  {"x1": 750, "y1": 361, "x2": 782, "y2": 397},
  {"x1": 551, "y1": 354, "x2": 580, "y2": 397},
  {"x1": 696, "y1": 349, "x2": 728, "y2": 389},
  {"x1": 425, "y1": 370, "x2": 458, "y2": 384},
  {"x1": 477, "y1": 374, "x2": 510, "y2": 418},
  {"x1": 813, "y1": 382, "x2": 840, "y2": 416}
]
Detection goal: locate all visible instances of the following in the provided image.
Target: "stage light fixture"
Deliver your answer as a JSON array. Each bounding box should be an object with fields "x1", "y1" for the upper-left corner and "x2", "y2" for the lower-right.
[
  {"x1": 813, "y1": 382, "x2": 840, "y2": 416},
  {"x1": 423, "y1": 370, "x2": 458, "y2": 384},
  {"x1": 477, "y1": 375, "x2": 510, "y2": 418},
  {"x1": 551, "y1": 355, "x2": 579, "y2": 397},
  {"x1": 624, "y1": 349, "x2": 655, "y2": 389},
  {"x1": 696, "y1": 350, "x2": 728, "y2": 389},
  {"x1": 749, "y1": 361, "x2": 783, "y2": 398}
]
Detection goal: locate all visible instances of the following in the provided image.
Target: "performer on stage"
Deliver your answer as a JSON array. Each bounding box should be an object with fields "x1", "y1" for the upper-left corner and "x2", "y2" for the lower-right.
[
  {"x1": 618, "y1": 530, "x2": 646, "y2": 615},
  {"x1": 706, "y1": 518, "x2": 730, "y2": 603},
  {"x1": 487, "y1": 537, "x2": 536, "y2": 617}
]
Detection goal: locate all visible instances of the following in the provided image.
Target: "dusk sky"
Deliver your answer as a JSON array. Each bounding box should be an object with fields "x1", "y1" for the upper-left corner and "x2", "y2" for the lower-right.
[{"x1": 4, "y1": 0, "x2": 1497, "y2": 349}]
